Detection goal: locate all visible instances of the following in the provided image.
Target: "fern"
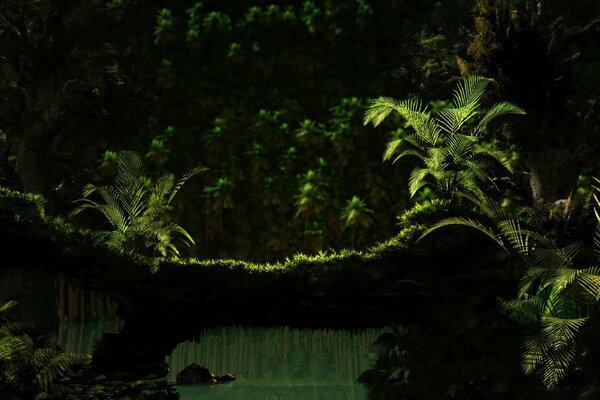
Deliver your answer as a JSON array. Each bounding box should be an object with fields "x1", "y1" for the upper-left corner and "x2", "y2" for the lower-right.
[
  {"x1": 365, "y1": 76, "x2": 524, "y2": 198},
  {"x1": 0, "y1": 301, "x2": 89, "y2": 397},
  {"x1": 72, "y1": 151, "x2": 206, "y2": 259}
]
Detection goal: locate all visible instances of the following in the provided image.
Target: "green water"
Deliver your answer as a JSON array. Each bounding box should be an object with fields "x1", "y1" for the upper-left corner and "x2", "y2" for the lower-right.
[{"x1": 59, "y1": 323, "x2": 381, "y2": 400}]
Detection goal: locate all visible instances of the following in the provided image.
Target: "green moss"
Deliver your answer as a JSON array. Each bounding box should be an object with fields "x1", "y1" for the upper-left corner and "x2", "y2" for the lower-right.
[{"x1": 397, "y1": 199, "x2": 451, "y2": 229}]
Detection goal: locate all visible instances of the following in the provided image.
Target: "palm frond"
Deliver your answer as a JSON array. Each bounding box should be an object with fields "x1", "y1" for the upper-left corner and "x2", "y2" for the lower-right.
[
  {"x1": 473, "y1": 143, "x2": 514, "y2": 173},
  {"x1": 539, "y1": 345, "x2": 576, "y2": 389},
  {"x1": 407, "y1": 110, "x2": 441, "y2": 146},
  {"x1": 522, "y1": 335, "x2": 548, "y2": 374},
  {"x1": 497, "y1": 219, "x2": 530, "y2": 256},
  {"x1": 33, "y1": 350, "x2": 88, "y2": 391},
  {"x1": 168, "y1": 166, "x2": 207, "y2": 205},
  {"x1": 0, "y1": 300, "x2": 17, "y2": 314},
  {"x1": 437, "y1": 104, "x2": 478, "y2": 135},
  {"x1": 383, "y1": 138, "x2": 403, "y2": 161},
  {"x1": 445, "y1": 133, "x2": 475, "y2": 161},
  {"x1": 452, "y1": 75, "x2": 490, "y2": 109},
  {"x1": 425, "y1": 147, "x2": 448, "y2": 167},
  {"x1": 542, "y1": 316, "x2": 587, "y2": 343},
  {"x1": 499, "y1": 297, "x2": 545, "y2": 324},
  {"x1": 364, "y1": 97, "x2": 401, "y2": 127},
  {"x1": 475, "y1": 101, "x2": 526, "y2": 135},
  {"x1": 419, "y1": 217, "x2": 508, "y2": 252},
  {"x1": 578, "y1": 267, "x2": 600, "y2": 300},
  {"x1": 392, "y1": 149, "x2": 425, "y2": 163},
  {"x1": 0, "y1": 336, "x2": 28, "y2": 361},
  {"x1": 408, "y1": 167, "x2": 431, "y2": 197}
]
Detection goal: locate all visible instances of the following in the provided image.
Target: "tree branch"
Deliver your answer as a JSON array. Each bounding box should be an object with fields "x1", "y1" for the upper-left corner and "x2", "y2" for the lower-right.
[{"x1": 564, "y1": 15, "x2": 600, "y2": 43}]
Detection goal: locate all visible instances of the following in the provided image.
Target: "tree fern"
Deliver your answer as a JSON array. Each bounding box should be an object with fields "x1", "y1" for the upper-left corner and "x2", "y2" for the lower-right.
[
  {"x1": 364, "y1": 76, "x2": 524, "y2": 198},
  {"x1": 72, "y1": 151, "x2": 206, "y2": 259}
]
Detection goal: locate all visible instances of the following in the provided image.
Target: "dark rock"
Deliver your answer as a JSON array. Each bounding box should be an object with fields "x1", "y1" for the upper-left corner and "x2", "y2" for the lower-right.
[
  {"x1": 92, "y1": 333, "x2": 170, "y2": 379},
  {"x1": 215, "y1": 373, "x2": 236, "y2": 383},
  {"x1": 176, "y1": 363, "x2": 235, "y2": 385}
]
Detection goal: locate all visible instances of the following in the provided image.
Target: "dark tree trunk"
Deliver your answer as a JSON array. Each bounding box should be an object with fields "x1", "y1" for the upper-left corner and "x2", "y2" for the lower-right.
[
  {"x1": 15, "y1": 121, "x2": 58, "y2": 200},
  {"x1": 465, "y1": 1, "x2": 598, "y2": 208},
  {"x1": 529, "y1": 147, "x2": 580, "y2": 207}
]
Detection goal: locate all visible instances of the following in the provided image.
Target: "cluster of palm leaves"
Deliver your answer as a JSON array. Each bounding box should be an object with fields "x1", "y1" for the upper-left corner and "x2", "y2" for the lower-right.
[
  {"x1": 0, "y1": 300, "x2": 88, "y2": 399},
  {"x1": 364, "y1": 75, "x2": 525, "y2": 198},
  {"x1": 72, "y1": 151, "x2": 205, "y2": 259},
  {"x1": 421, "y1": 184, "x2": 600, "y2": 390}
]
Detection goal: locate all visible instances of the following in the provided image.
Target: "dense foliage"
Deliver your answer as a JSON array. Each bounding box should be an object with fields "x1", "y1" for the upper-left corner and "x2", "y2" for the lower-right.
[{"x1": 2, "y1": 0, "x2": 600, "y2": 399}]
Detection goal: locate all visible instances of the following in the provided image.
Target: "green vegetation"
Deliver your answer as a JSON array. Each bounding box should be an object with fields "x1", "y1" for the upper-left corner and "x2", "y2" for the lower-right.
[
  {"x1": 1, "y1": 0, "x2": 600, "y2": 399},
  {"x1": 419, "y1": 185, "x2": 600, "y2": 391},
  {"x1": 71, "y1": 151, "x2": 205, "y2": 258},
  {"x1": 364, "y1": 75, "x2": 524, "y2": 198},
  {"x1": 0, "y1": 300, "x2": 88, "y2": 400}
]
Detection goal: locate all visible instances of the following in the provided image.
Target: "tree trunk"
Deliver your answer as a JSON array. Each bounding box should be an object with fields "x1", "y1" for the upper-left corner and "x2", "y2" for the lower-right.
[
  {"x1": 15, "y1": 121, "x2": 57, "y2": 200},
  {"x1": 528, "y1": 147, "x2": 580, "y2": 207}
]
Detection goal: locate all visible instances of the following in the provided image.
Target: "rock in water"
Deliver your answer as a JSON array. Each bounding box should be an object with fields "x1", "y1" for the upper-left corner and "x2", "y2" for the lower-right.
[{"x1": 176, "y1": 363, "x2": 235, "y2": 385}]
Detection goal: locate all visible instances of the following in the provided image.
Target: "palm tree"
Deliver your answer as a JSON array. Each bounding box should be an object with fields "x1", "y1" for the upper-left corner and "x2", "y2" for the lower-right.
[
  {"x1": 203, "y1": 176, "x2": 234, "y2": 233},
  {"x1": 294, "y1": 170, "x2": 328, "y2": 219},
  {"x1": 72, "y1": 151, "x2": 205, "y2": 259},
  {"x1": 294, "y1": 170, "x2": 328, "y2": 247},
  {"x1": 364, "y1": 75, "x2": 525, "y2": 198},
  {"x1": 341, "y1": 195, "x2": 374, "y2": 248}
]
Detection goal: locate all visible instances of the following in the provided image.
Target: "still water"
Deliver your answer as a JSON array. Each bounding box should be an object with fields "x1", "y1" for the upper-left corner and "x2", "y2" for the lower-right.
[{"x1": 59, "y1": 322, "x2": 381, "y2": 400}]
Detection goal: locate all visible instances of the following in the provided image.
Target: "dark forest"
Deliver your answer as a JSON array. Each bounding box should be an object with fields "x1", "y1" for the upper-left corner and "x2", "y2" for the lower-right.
[{"x1": 1, "y1": 1, "x2": 600, "y2": 399}]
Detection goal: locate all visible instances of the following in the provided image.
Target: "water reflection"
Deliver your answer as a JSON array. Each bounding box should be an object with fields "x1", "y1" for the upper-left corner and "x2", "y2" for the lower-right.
[{"x1": 168, "y1": 327, "x2": 382, "y2": 400}]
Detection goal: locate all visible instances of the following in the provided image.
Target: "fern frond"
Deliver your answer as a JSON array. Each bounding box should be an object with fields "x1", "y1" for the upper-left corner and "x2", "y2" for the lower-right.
[
  {"x1": 522, "y1": 335, "x2": 547, "y2": 374},
  {"x1": 0, "y1": 336, "x2": 28, "y2": 360},
  {"x1": 364, "y1": 97, "x2": 401, "y2": 127},
  {"x1": 475, "y1": 101, "x2": 525, "y2": 135},
  {"x1": 34, "y1": 350, "x2": 88, "y2": 391},
  {"x1": 452, "y1": 75, "x2": 490, "y2": 109},
  {"x1": 383, "y1": 139, "x2": 403, "y2": 161},
  {"x1": 168, "y1": 166, "x2": 207, "y2": 205},
  {"x1": 392, "y1": 149, "x2": 425, "y2": 163},
  {"x1": 499, "y1": 298, "x2": 545, "y2": 324},
  {"x1": 473, "y1": 142, "x2": 514, "y2": 173},
  {"x1": 0, "y1": 300, "x2": 17, "y2": 314},
  {"x1": 446, "y1": 133, "x2": 475, "y2": 161},
  {"x1": 408, "y1": 167, "x2": 430, "y2": 197},
  {"x1": 542, "y1": 316, "x2": 587, "y2": 343},
  {"x1": 437, "y1": 104, "x2": 478, "y2": 135},
  {"x1": 497, "y1": 219, "x2": 530, "y2": 256},
  {"x1": 419, "y1": 217, "x2": 508, "y2": 252},
  {"x1": 578, "y1": 267, "x2": 600, "y2": 300}
]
